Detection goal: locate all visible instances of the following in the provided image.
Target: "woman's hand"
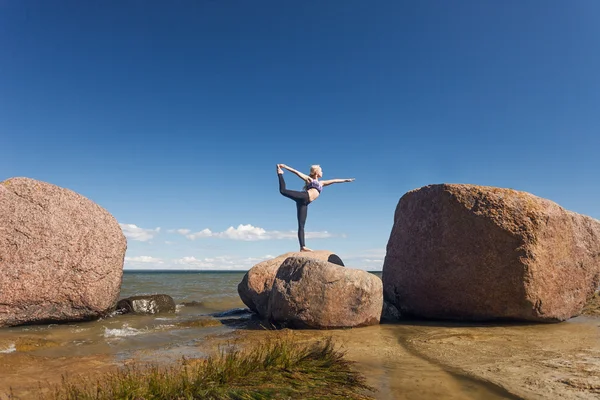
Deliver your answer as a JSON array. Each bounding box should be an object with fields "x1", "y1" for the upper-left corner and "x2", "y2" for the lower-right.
[{"x1": 346, "y1": 178, "x2": 355, "y2": 182}]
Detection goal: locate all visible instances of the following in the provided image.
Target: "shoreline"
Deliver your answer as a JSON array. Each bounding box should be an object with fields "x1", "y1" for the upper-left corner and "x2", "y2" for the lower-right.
[
  {"x1": 229, "y1": 314, "x2": 600, "y2": 400},
  {"x1": 1, "y1": 308, "x2": 599, "y2": 400}
]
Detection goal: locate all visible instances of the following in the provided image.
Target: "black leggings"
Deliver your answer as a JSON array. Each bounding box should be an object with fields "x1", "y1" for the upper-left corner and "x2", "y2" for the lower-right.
[{"x1": 278, "y1": 174, "x2": 310, "y2": 248}]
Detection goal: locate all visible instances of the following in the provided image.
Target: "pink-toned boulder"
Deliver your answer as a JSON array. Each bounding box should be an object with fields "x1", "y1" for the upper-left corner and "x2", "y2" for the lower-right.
[
  {"x1": 382, "y1": 184, "x2": 600, "y2": 322},
  {"x1": 268, "y1": 257, "x2": 383, "y2": 329},
  {"x1": 237, "y1": 250, "x2": 344, "y2": 316},
  {"x1": 0, "y1": 177, "x2": 127, "y2": 327}
]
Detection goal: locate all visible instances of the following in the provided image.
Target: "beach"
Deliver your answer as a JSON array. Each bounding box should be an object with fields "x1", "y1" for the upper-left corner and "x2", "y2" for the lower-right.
[
  {"x1": 1, "y1": 271, "x2": 598, "y2": 399},
  {"x1": 3, "y1": 2, "x2": 599, "y2": 399}
]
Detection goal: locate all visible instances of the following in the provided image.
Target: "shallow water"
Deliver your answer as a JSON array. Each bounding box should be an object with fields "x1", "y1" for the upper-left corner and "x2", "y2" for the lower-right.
[
  {"x1": 0, "y1": 271, "x2": 598, "y2": 399},
  {"x1": 0, "y1": 271, "x2": 246, "y2": 360}
]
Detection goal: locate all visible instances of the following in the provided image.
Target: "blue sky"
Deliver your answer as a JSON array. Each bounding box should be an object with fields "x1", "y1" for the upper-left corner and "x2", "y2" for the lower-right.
[{"x1": 2, "y1": 1, "x2": 599, "y2": 271}]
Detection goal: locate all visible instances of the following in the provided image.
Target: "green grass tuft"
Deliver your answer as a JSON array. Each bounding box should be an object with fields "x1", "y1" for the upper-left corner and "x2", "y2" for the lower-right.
[{"x1": 40, "y1": 337, "x2": 374, "y2": 400}]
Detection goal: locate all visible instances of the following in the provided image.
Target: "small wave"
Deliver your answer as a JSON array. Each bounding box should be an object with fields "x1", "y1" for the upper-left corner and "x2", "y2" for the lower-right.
[
  {"x1": 103, "y1": 324, "x2": 144, "y2": 338},
  {"x1": 72, "y1": 340, "x2": 93, "y2": 346},
  {"x1": 155, "y1": 324, "x2": 176, "y2": 330},
  {"x1": 0, "y1": 344, "x2": 16, "y2": 354},
  {"x1": 107, "y1": 309, "x2": 127, "y2": 318}
]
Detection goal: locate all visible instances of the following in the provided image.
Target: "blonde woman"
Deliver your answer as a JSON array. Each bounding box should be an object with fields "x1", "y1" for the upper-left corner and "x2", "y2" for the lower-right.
[{"x1": 277, "y1": 163, "x2": 354, "y2": 251}]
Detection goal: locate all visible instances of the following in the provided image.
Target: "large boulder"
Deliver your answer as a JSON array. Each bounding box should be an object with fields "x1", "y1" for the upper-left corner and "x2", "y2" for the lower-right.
[
  {"x1": 268, "y1": 257, "x2": 382, "y2": 329},
  {"x1": 382, "y1": 184, "x2": 600, "y2": 322},
  {"x1": 237, "y1": 250, "x2": 344, "y2": 316},
  {"x1": 0, "y1": 177, "x2": 127, "y2": 327},
  {"x1": 583, "y1": 292, "x2": 600, "y2": 317}
]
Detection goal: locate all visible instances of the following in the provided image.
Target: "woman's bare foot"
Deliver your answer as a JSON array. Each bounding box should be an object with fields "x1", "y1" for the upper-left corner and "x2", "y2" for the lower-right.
[
  {"x1": 300, "y1": 246, "x2": 313, "y2": 252},
  {"x1": 276, "y1": 164, "x2": 283, "y2": 174}
]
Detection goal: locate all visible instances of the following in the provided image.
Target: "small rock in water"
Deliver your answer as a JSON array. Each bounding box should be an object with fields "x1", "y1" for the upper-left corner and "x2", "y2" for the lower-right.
[{"x1": 116, "y1": 294, "x2": 176, "y2": 315}]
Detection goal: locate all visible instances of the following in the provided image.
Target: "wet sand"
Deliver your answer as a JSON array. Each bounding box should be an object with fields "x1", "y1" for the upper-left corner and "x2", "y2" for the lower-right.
[
  {"x1": 403, "y1": 317, "x2": 600, "y2": 400},
  {"x1": 233, "y1": 315, "x2": 600, "y2": 400},
  {"x1": 237, "y1": 325, "x2": 516, "y2": 400},
  {"x1": 1, "y1": 314, "x2": 599, "y2": 399}
]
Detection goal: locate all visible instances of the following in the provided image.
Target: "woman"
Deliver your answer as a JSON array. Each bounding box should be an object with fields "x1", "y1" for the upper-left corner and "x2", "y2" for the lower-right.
[{"x1": 277, "y1": 163, "x2": 354, "y2": 252}]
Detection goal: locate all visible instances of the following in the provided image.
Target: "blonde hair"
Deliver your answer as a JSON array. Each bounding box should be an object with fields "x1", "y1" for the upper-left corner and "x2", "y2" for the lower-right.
[{"x1": 309, "y1": 165, "x2": 322, "y2": 177}]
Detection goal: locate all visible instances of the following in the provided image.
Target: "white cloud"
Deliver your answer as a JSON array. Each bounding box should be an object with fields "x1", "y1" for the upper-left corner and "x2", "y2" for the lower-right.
[
  {"x1": 119, "y1": 224, "x2": 160, "y2": 242},
  {"x1": 304, "y1": 231, "x2": 334, "y2": 239},
  {"x1": 343, "y1": 248, "x2": 386, "y2": 271},
  {"x1": 220, "y1": 224, "x2": 267, "y2": 240},
  {"x1": 173, "y1": 256, "x2": 212, "y2": 267},
  {"x1": 167, "y1": 228, "x2": 190, "y2": 234},
  {"x1": 165, "y1": 251, "x2": 383, "y2": 271},
  {"x1": 121, "y1": 249, "x2": 385, "y2": 272},
  {"x1": 186, "y1": 228, "x2": 213, "y2": 240},
  {"x1": 179, "y1": 224, "x2": 334, "y2": 241},
  {"x1": 125, "y1": 256, "x2": 164, "y2": 264},
  {"x1": 171, "y1": 254, "x2": 270, "y2": 270},
  {"x1": 350, "y1": 248, "x2": 386, "y2": 258}
]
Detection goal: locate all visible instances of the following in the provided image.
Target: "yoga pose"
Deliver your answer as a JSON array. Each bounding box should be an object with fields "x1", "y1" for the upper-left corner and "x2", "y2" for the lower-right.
[{"x1": 277, "y1": 163, "x2": 354, "y2": 252}]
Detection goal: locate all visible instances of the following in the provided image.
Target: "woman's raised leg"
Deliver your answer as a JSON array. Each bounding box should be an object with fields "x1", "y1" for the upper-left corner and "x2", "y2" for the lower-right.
[{"x1": 278, "y1": 166, "x2": 308, "y2": 202}]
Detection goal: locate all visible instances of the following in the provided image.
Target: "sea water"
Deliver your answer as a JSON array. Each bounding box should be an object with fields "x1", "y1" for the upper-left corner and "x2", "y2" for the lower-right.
[{"x1": 1, "y1": 270, "x2": 596, "y2": 399}]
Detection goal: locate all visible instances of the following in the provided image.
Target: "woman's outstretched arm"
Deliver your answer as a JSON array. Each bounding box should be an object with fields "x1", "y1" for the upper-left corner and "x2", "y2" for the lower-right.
[
  {"x1": 321, "y1": 178, "x2": 355, "y2": 187},
  {"x1": 279, "y1": 164, "x2": 311, "y2": 183}
]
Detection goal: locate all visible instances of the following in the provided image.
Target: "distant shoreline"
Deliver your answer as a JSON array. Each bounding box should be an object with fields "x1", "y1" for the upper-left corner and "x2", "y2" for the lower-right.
[
  {"x1": 123, "y1": 269, "x2": 383, "y2": 274},
  {"x1": 123, "y1": 269, "x2": 248, "y2": 273}
]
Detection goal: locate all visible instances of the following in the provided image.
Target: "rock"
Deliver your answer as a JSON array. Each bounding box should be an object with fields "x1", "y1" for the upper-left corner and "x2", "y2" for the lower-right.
[
  {"x1": 116, "y1": 294, "x2": 176, "y2": 314},
  {"x1": 381, "y1": 301, "x2": 402, "y2": 322},
  {"x1": 268, "y1": 256, "x2": 383, "y2": 329},
  {"x1": 582, "y1": 292, "x2": 600, "y2": 316},
  {"x1": 382, "y1": 184, "x2": 600, "y2": 322},
  {"x1": 237, "y1": 250, "x2": 344, "y2": 316},
  {"x1": 211, "y1": 308, "x2": 251, "y2": 317},
  {"x1": 0, "y1": 177, "x2": 127, "y2": 327}
]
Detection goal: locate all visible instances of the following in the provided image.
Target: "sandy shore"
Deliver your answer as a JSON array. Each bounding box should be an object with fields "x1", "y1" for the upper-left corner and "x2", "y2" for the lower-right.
[
  {"x1": 1, "y1": 314, "x2": 598, "y2": 400},
  {"x1": 234, "y1": 315, "x2": 600, "y2": 400},
  {"x1": 403, "y1": 316, "x2": 600, "y2": 400}
]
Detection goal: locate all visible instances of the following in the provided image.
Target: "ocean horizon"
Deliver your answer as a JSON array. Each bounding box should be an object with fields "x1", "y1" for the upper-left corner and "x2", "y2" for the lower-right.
[
  {"x1": 1, "y1": 263, "x2": 598, "y2": 400},
  {"x1": 123, "y1": 269, "x2": 383, "y2": 274}
]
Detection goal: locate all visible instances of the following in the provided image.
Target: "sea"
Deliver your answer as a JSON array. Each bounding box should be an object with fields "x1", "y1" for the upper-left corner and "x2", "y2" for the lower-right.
[
  {"x1": 0, "y1": 271, "x2": 250, "y2": 363},
  {"x1": 0, "y1": 271, "x2": 597, "y2": 400}
]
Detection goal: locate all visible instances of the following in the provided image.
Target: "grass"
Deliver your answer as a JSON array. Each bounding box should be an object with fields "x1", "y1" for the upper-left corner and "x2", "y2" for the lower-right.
[{"x1": 36, "y1": 336, "x2": 374, "y2": 400}]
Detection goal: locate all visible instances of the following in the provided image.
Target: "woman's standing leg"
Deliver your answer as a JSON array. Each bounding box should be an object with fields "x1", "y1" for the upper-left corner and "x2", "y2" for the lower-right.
[
  {"x1": 296, "y1": 202, "x2": 309, "y2": 250},
  {"x1": 277, "y1": 166, "x2": 311, "y2": 251}
]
